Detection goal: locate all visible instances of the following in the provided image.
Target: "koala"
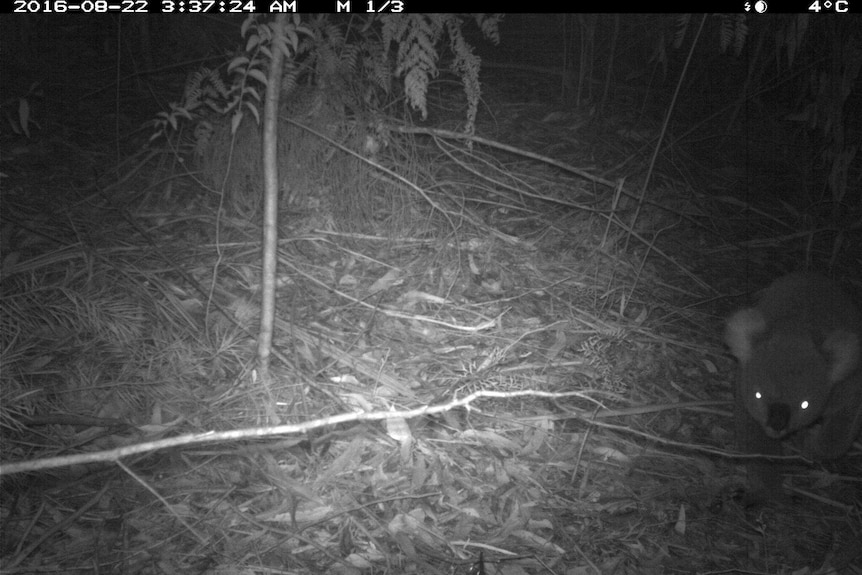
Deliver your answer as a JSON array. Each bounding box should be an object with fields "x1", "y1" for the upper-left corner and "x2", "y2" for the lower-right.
[{"x1": 725, "y1": 273, "x2": 862, "y2": 492}]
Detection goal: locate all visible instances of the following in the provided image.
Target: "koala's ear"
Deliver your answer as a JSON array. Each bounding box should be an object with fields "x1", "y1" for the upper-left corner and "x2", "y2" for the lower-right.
[
  {"x1": 823, "y1": 330, "x2": 860, "y2": 383},
  {"x1": 725, "y1": 308, "x2": 767, "y2": 364}
]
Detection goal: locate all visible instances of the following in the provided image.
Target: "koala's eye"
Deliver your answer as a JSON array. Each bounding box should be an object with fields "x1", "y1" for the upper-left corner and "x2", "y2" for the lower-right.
[{"x1": 800, "y1": 400, "x2": 809, "y2": 411}]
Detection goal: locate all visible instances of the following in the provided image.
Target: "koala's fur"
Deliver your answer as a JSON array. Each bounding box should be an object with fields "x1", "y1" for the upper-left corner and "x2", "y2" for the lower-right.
[{"x1": 725, "y1": 273, "x2": 862, "y2": 494}]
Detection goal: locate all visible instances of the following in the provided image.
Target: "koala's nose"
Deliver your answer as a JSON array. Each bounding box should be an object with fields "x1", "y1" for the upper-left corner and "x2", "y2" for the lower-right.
[{"x1": 766, "y1": 402, "x2": 791, "y2": 435}]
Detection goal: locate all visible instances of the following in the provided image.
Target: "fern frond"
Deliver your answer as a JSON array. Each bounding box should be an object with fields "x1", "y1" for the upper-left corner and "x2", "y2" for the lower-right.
[
  {"x1": 474, "y1": 14, "x2": 503, "y2": 45},
  {"x1": 446, "y1": 16, "x2": 481, "y2": 132}
]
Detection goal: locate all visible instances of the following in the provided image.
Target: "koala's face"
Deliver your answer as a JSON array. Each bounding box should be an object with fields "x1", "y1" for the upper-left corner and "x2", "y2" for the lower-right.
[
  {"x1": 725, "y1": 274, "x2": 862, "y2": 461},
  {"x1": 738, "y1": 330, "x2": 832, "y2": 438}
]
